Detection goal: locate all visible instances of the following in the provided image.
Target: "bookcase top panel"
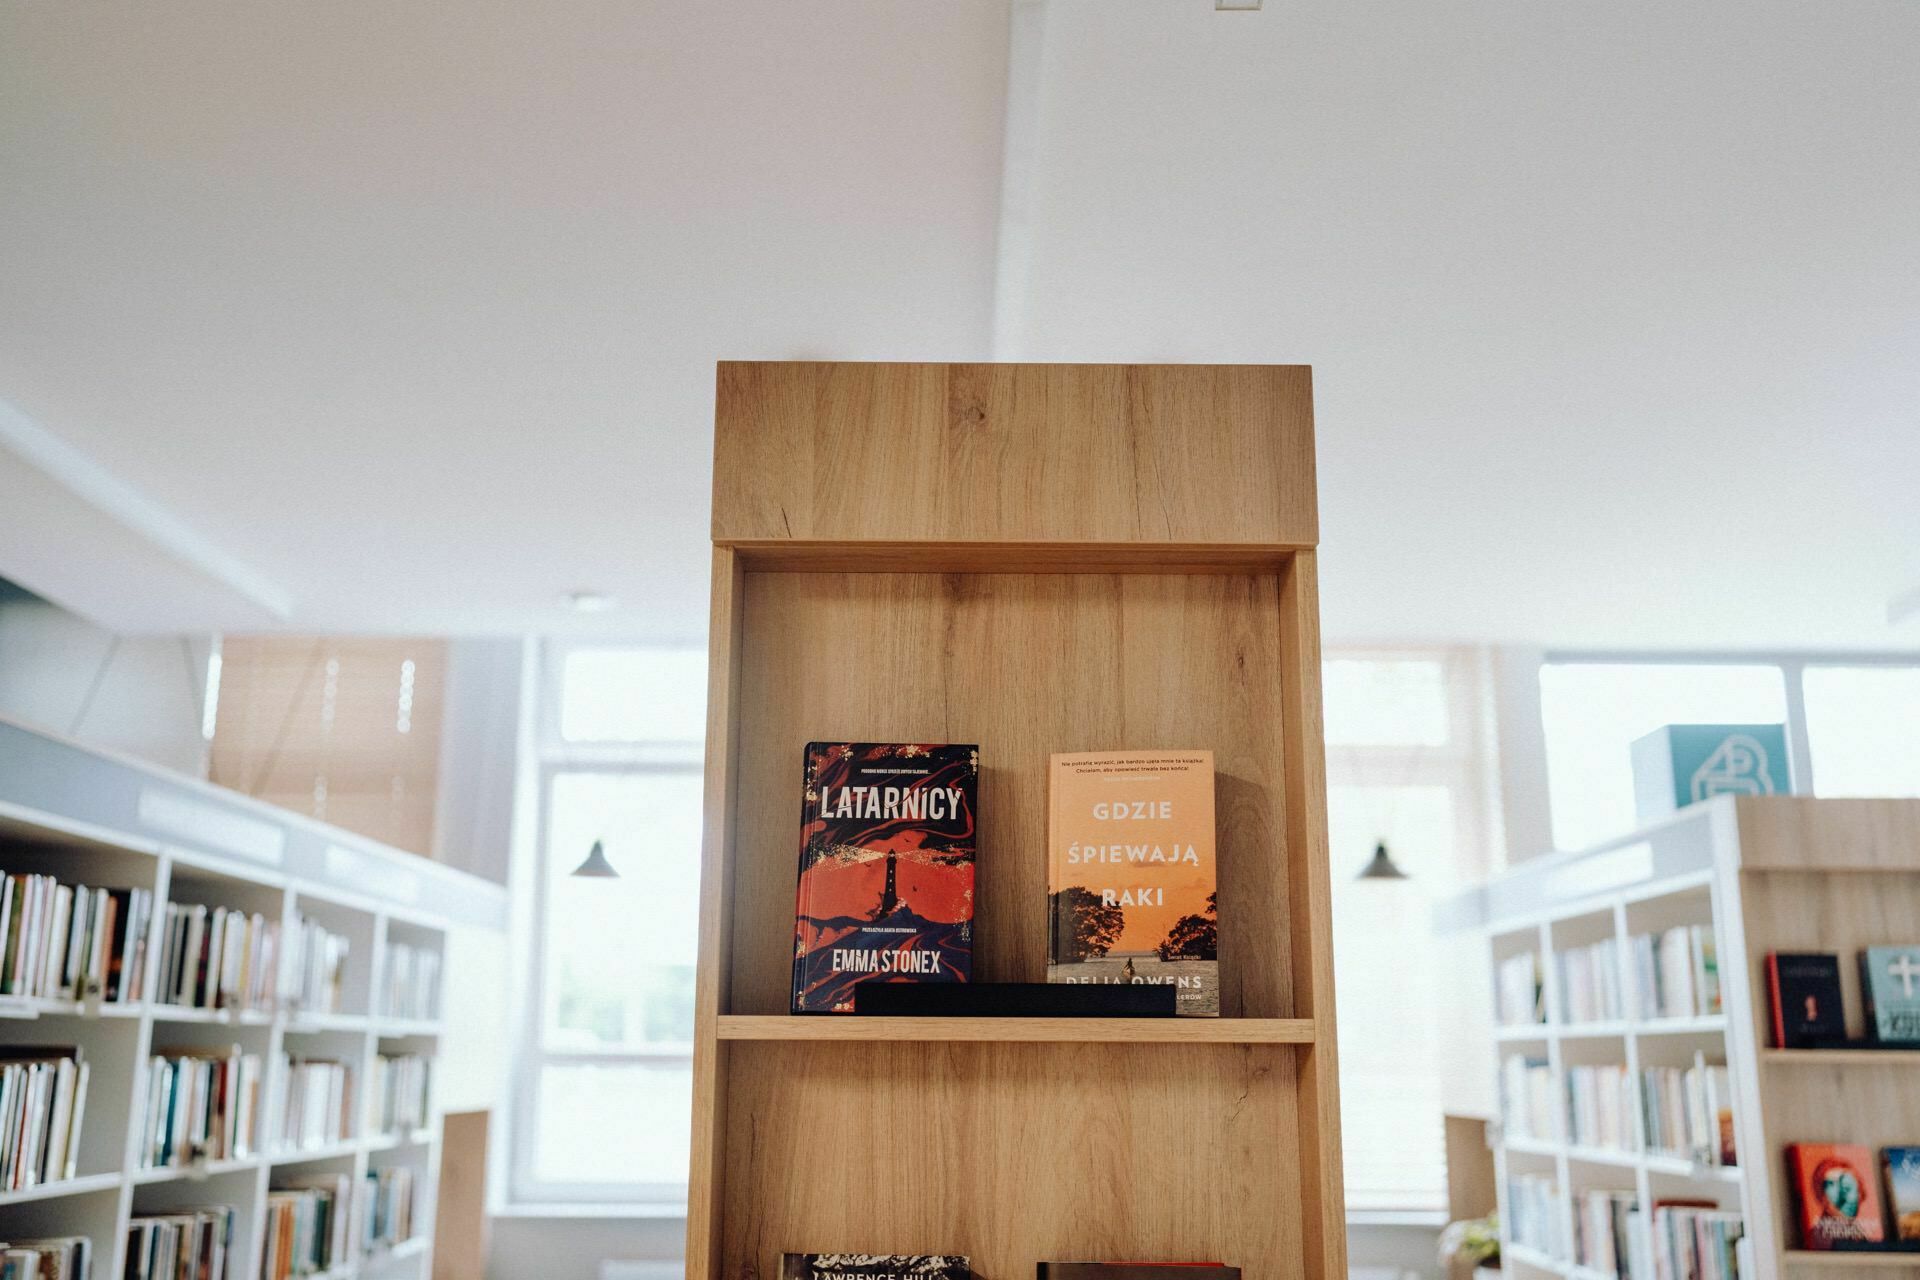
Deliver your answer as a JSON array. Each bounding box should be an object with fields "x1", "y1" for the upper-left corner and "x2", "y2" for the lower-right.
[{"x1": 712, "y1": 362, "x2": 1317, "y2": 548}]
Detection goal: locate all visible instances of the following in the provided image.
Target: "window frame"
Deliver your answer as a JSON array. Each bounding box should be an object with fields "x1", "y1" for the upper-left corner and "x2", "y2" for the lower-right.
[{"x1": 509, "y1": 641, "x2": 704, "y2": 1208}]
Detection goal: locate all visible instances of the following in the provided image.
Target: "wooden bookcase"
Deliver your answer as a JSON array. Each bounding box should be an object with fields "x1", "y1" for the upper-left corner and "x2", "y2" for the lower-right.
[
  {"x1": 686, "y1": 362, "x2": 1345, "y2": 1280},
  {"x1": 1466, "y1": 794, "x2": 1920, "y2": 1280}
]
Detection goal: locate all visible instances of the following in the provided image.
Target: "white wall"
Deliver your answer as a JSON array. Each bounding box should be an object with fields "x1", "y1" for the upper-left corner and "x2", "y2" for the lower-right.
[{"x1": 0, "y1": 585, "x2": 212, "y2": 775}]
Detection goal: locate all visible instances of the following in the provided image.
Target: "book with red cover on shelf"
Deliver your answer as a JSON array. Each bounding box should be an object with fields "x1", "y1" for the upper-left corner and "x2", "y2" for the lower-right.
[
  {"x1": 1788, "y1": 1142, "x2": 1886, "y2": 1249},
  {"x1": 791, "y1": 743, "x2": 977, "y2": 1015}
]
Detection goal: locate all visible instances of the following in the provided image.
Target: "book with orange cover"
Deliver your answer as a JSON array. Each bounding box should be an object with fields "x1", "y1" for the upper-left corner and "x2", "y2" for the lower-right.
[
  {"x1": 1047, "y1": 751, "x2": 1218, "y2": 1017},
  {"x1": 1788, "y1": 1142, "x2": 1886, "y2": 1249}
]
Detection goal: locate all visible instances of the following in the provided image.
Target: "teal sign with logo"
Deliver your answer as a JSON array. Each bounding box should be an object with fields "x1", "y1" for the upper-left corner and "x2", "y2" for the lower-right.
[{"x1": 1630, "y1": 723, "x2": 1792, "y2": 823}]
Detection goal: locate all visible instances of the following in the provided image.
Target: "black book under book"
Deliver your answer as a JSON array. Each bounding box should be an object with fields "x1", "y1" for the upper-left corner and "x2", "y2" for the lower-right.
[{"x1": 854, "y1": 981, "x2": 1176, "y2": 1017}]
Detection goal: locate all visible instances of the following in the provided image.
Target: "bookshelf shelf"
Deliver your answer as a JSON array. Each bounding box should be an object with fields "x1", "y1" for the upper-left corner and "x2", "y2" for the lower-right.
[
  {"x1": 714, "y1": 1014, "x2": 1318, "y2": 1044},
  {"x1": 689, "y1": 363, "x2": 1341, "y2": 1280},
  {"x1": 1464, "y1": 796, "x2": 1920, "y2": 1280},
  {"x1": 1507, "y1": 1243, "x2": 1567, "y2": 1272},
  {"x1": 1760, "y1": 1049, "x2": 1920, "y2": 1066},
  {"x1": 0, "y1": 1172, "x2": 124, "y2": 1207}
]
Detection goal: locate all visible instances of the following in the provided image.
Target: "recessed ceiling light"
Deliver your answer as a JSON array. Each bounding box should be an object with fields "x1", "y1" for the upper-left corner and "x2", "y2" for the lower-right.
[{"x1": 564, "y1": 590, "x2": 617, "y2": 613}]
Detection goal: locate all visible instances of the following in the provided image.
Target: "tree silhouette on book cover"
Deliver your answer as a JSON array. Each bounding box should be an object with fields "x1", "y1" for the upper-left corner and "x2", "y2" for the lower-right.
[{"x1": 791, "y1": 743, "x2": 976, "y2": 1014}]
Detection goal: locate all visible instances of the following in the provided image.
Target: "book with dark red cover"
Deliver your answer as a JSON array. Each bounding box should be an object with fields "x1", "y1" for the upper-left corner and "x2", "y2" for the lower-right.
[
  {"x1": 1767, "y1": 952, "x2": 1845, "y2": 1048},
  {"x1": 1788, "y1": 1143, "x2": 1886, "y2": 1249},
  {"x1": 1038, "y1": 1267, "x2": 1240, "y2": 1280},
  {"x1": 792, "y1": 743, "x2": 977, "y2": 1014}
]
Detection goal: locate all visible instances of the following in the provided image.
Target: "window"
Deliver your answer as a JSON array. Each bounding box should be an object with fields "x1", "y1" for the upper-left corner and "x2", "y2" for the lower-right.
[
  {"x1": 515, "y1": 644, "x2": 706, "y2": 1204},
  {"x1": 1804, "y1": 666, "x2": 1920, "y2": 798},
  {"x1": 1325, "y1": 650, "x2": 1491, "y2": 1216},
  {"x1": 1538, "y1": 662, "x2": 1787, "y2": 851},
  {"x1": 1539, "y1": 657, "x2": 1920, "y2": 850}
]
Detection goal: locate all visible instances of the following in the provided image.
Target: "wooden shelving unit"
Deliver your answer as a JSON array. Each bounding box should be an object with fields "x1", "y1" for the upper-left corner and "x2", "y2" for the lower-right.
[
  {"x1": 686, "y1": 362, "x2": 1343, "y2": 1280},
  {"x1": 0, "y1": 717, "x2": 503, "y2": 1280},
  {"x1": 1461, "y1": 795, "x2": 1920, "y2": 1280}
]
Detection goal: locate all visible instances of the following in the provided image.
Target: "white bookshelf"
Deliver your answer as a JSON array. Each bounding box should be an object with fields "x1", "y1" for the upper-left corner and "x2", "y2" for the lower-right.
[
  {"x1": 1456, "y1": 795, "x2": 1920, "y2": 1280},
  {"x1": 0, "y1": 717, "x2": 503, "y2": 1280}
]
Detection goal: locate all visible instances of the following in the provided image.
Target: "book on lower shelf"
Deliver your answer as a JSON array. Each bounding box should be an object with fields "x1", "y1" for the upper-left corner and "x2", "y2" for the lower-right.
[
  {"x1": 0, "y1": 1047, "x2": 89, "y2": 1189},
  {"x1": 1631, "y1": 926, "x2": 1721, "y2": 1020},
  {"x1": 1507, "y1": 1171, "x2": 1565, "y2": 1258},
  {"x1": 1648, "y1": 1202, "x2": 1744, "y2": 1280},
  {"x1": 373, "y1": 1053, "x2": 431, "y2": 1134},
  {"x1": 780, "y1": 1258, "x2": 969, "y2": 1280},
  {"x1": 1, "y1": 873, "x2": 150, "y2": 1004},
  {"x1": 1496, "y1": 951, "x2": 1546, "y2": 1026},
  {"x1": 1564, "y1": 1063, "x2": 1634, "y2": 1151},
  {"x1": 1047, "y1": 750, "x2": 1218, "y2": 1018},
  {"x1": 1788, "y1": 1143, "x2": 1886, "y2": 1250},
  {"x1": 286, "y1": 916, "x2": 351, "y2": 1016},
  {"x1": 1560, "y1": 937, "x2": 1625, "y2": 1023},
  {"x1": 1038, "y1": 1267, "x2": 1241, "y2": 1280},
  {"x1": 273, "y1": 1055, "x2": 353, "y2": 1151},
  {"x1": 0, "y1": 1237, "x2": 90, "y2": 1279},
  {"x1": 1500, "y1": 1054, "x2": 1556, "y2": 1141},
  {"x1": 361, "y1": 1166, "x2": 418, "y2": 1253},
  {"x1": 127, "y1": 1207, "x2": 236, "y2": 1280},
  {"x1": 1640, "y1": 1056, "x2": 1736, "y2": 1167},
  {"x1": 140, "y1": 1047, "x2": 260, "y2": 1168},
  {"x1": 265, "y1": 1173, "x2": 352, "y2": 1280},
  {"x1": 1575, "y1": 1189, "x2": 1638, "y2": 1275},
  {"x1": 157, "y1": 904, "x2": 280, "y2": 1013}
]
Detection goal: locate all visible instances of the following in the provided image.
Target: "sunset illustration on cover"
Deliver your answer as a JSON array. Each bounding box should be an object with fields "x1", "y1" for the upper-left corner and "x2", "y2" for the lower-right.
[{"x1": 791, "y1": 742, "x2": 976, "y2": 1013}]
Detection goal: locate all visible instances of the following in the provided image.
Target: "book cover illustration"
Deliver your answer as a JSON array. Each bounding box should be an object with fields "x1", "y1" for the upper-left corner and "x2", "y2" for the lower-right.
[
  {"x1": 780, "y1": 1256, "x2": 969, "y2": 1280},
  {"x1": 1047, "y1": 751, "x2": 1218, "y2": 1017},
  {"x1": 1767, "y1": 952, "x2": 1846, "y2": 1048},
  {"x1": 1862, "y1": 947, "x2": 1920, "y2": 1044},
  {"x1": 791, "y1": 743, "x2": 976, "y2": 1015},
  {"x1": 1788, "y1": 1142, "x2": 1886, "y2": 1249},
  {"x1": 1886, "y1": 1147, "x2": 1920, "y2": 1243}
]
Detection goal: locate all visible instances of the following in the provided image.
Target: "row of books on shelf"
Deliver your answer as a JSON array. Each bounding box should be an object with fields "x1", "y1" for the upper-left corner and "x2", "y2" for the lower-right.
[
  {"x1": 1789, "y1": 1143, "x2": 1920, "y2": 1251},
  {"x1": 265, "y1": 1167, "x2": 418, "y2": 1279},
  {"x1": 1500, "y1": 1054, "x2": 1736, "y2": 1164},
  {"x1": 381, "y1": 942, "x2": 439, "y2": 1022},
  {"x1": 1573, "y1": 1190, "x2": 1744, "y2": 1280},
  {"x1": 1508, "y1": 1171, "x2": 1565, "y2": 1257},
  {"x1": 4, "y1": 864, "x2": 442, "y2": 1021},
  {"x1": 128, "y1": 1208, "x2": 235, "y2": 1280},
  {"x1": 782, "y1": 1260, "x2": 1241, "y2": 1280},
  {"x1": 1, "y1": 874, "x2": 150, "y2": 1004},
  {"x1": 1768, "y1": 948, "x2": 1920, "y2": 1048},
  {"x1": 0, "y1": 1048, "x2": 88, "y2": 1191},
  {"x1": 1496, "y1": 926, "x2": 1721, "y2": 1028},
  {"x1": 0, "y1": 1237, "x2": 89, "y2": 1280},
  {"x1": 137, "y1": 1047, "x2": 434, "y2": 1170},
  {"x1": 793, "y1": 744, "x2": 1224, "y2": 1018}
]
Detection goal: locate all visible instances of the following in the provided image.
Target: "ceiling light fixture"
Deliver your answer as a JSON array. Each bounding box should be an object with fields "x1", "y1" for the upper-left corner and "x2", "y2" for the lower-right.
[{"x1": 564, "y1": 589, "x2": 616, "y2": 613}]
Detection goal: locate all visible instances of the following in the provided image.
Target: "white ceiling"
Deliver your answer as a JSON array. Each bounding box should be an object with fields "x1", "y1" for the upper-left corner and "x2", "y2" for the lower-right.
[{"x1": 3, "y1": 0, "x2": 1918, "y2": 650}]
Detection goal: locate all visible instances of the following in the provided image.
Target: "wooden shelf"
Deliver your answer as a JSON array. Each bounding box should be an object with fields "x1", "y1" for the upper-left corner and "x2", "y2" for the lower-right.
[
  {"x1": 715, "y1": 1014, "x2": 1317, "y2": 1044},
  {"x1": 1782, "y1": 1253, "x2": 1920, "y2": 1269},
  {"x1": 1763, "y1": 1048, "x2": 1920, "y2": 1065}
]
